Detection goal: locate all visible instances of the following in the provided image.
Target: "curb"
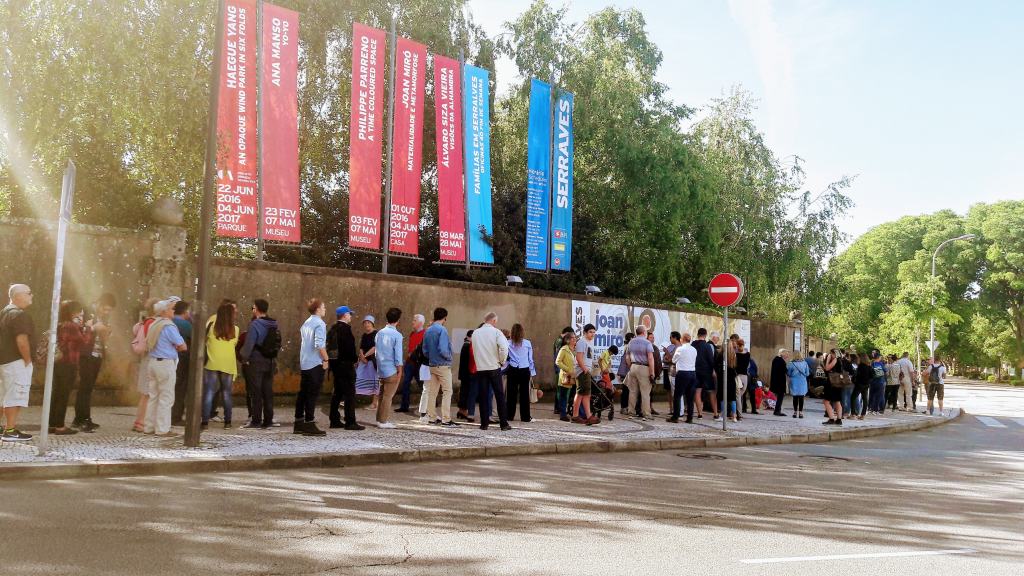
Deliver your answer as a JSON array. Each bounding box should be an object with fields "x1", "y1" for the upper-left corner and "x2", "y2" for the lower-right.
[{"x1": 0, "y1": 409, "x2": 964, "y2": 481}]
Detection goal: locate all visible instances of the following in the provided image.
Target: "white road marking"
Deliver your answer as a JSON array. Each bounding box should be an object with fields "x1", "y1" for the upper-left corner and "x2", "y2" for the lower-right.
[
  {"x1": 740, "y1": 548, "x2": 977, "y2": 564},
  {"x1": 976, "y1": 416, "x2": 1006, "y2": 428}
]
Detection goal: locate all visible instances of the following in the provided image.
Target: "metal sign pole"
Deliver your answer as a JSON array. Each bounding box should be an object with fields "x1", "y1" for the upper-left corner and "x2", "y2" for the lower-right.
[
  {"x1": 37, "y1": 160, "x2": 76, "y2": 454},
  {"x1": 381, "y1": 14, "x2": 398, "y2": 274},
  {"x1": 186, "y1": 0, "x2": 226, "y2": 448},
  {"x1": 722, "y1": 306, "x2": 728, "y2": 432}
]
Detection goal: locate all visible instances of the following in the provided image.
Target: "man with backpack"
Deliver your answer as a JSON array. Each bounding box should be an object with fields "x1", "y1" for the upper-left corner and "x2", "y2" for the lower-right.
[
  {"x1": 240, "y1": 299, "x2": 281, "y2": 429},
  {"x1": 926, "y1": 356, "x2": 947, "y2": 416}
]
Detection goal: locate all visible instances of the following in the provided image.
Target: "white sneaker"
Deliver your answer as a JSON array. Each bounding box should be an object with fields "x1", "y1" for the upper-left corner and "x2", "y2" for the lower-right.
[
  {"x1": 377, "y1": 421, "x2": 397, "y2": 429},
  {"x1": 418, "y1": 415, "x2": 430, "y2": 423},
  {"x1": 211, "y1": 415, "x2": 224, "y2": 423}
]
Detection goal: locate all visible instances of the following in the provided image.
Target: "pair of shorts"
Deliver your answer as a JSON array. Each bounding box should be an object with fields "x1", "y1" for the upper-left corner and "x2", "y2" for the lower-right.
[
  {"x1": 575, "y1": 373, "x2": 593, "y2": 395},
  {"x1": 697, "y1": 372, "x2": 715, "y2": 391},
  {"x1": 0, "y1": 360, "x2": 32, "y2": 408},
  {"x1": 927, "y1": 382, "x2": 944, "y2": 401}
]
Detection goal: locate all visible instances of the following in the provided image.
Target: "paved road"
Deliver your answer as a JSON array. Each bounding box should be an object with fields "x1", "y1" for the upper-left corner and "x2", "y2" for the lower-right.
[{"x1": 1, "y1": 380, "x2": 1020, "y2": 575}]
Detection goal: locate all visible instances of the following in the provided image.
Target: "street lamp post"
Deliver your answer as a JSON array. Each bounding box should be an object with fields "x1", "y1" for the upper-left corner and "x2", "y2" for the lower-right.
[{"x1": 929, "y1": 234, "x2": 976, "y2": 359}]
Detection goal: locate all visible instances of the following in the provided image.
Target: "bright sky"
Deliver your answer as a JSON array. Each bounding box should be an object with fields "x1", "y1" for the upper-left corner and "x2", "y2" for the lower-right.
[{"x1": 469, "y1": 0, "x2": 1024, "y2": 242}]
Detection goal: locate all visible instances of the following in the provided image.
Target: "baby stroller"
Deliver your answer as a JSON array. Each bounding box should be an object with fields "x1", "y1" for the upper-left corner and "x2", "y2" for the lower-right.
[{"x1": 590, "y1": 374, "x2": 616, "y2": 421}]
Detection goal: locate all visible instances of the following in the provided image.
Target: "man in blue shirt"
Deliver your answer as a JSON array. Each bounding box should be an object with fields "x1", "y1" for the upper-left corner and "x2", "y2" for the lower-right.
[
  {"x1": 144, "y1": 300, "x2": 186, "y2": 436},
  {"x1": 374, "y1": 308, "x2": 403, "y2": 428},
  {"x1": 296, "y1": 298, "x2": 328, "y2": 436},
  {"x1": 422, "y1": 307, "x2": 457, "y2": 427},
  {"x1": 170, "y1": 300, "x2": 193, "y2": 426}
]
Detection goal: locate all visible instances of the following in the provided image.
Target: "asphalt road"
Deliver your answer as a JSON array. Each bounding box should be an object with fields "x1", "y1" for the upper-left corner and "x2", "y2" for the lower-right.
[{"x1": 1, "y1": 380, "x2": 1020, "y2": 576}]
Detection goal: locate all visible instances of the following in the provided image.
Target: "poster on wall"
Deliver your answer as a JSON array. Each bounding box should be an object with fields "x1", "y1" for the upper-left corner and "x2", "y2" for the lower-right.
[
  {"x1": 347, "y1": 22, "x2": 386, "y2": 250},
  {"x1": 216, "y1": 0, "x2": 260, "y2": 238},
  {"x1": 433, "y1": 55, "x2": 466, "y2": 262},
  {"x1": 525, "y1": 79, "x2": 552, "y2": 271},
  {"x1": 572, "y1": 300, "x2": 629, "y2": 375},
  {"x1": 387, "y1": 36, "x2": 427, "y2": 256},
  {"x1": 462, "y1": 64, "x2": 495, "y2": 264},
  {"x1": 260, "y1": 2, "x2": 301, "y2": 242}
]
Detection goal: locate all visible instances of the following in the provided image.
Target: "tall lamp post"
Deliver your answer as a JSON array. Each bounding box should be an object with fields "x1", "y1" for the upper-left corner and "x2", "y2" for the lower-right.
[{"x1": 928, "y1": 234, "x2": 976, "y2": 359}]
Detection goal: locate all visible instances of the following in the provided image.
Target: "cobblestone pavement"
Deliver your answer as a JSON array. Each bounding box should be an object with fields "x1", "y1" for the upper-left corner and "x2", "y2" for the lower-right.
[{"x1": 0, "y1": 396, "x2": 955, "y2": 465}]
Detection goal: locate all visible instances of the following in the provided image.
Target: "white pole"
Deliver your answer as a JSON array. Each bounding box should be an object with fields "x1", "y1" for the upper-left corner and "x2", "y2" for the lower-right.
[{"x1": 38, "y1": 160, "x2": 76, "y2": 454}]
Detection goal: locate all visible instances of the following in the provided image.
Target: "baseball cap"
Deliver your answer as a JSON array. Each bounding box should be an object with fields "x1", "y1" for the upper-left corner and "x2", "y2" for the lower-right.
[
  {"x1": 363, "y1": 314, "x2": 375, "y2": 324},
  {"x1": 336, "y1": 305, "x2": 352, "y2": 316}
]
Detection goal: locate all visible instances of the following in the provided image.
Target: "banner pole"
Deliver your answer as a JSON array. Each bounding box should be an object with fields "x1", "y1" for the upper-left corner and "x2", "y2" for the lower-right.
[
  {"x1": 459, "y1": 48, "x2": 470, "y2": 272},
  {"x1": 37, "y1": 160, "x2": 76, "y2": 454},
  {"x1": 255, "y1": 0, "x2": 265, "y2": 261},
  {"x1": 381, "y1": 14, "x2": 398, "y2": 274},
  {"x1": 722, "y1": 306, "x2": 729, "y2": 431},
  {"x1": 186, "y1": 0, "x2": 225, "y2": 448}
]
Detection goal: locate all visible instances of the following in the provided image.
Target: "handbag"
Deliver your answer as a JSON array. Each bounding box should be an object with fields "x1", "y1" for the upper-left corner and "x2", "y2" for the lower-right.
[{"x1": 529, "y1": 380, "x2": 541, "y2": 403}]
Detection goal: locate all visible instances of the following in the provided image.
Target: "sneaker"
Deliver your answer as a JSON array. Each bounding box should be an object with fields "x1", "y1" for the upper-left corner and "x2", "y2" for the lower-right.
[
  {"x1": 211, "y1": 415, "x2": 224, "y2": 423},
  {"x1": 377, "y1": 421, "x2": 397, "y2": 429},
  {"x1": 85, "y1": 419, "x2": 100, "y2": 430},
  {"x1": 293, "y1": 421, "x2": 304, "y2": 434},
  {"x1": 431, "y1": 419, "x2": 442, "y2": 425},
  {"x1": 799, "y1": 413, "x2": 804, "y2": 419},
  {"x1": 456, "y1": 413, "x2": 469, "y2": 421},
  {"x1": 2, "y1": 428, "x2": 32, "y2": 442},
  {"x1": 270, "y1": 420, "x2": 282, "y2": 427},
  {"x1": 465, "y1": 417, "x2": 476, "y2": 423},
  {"x1": 302, "y1": 423, "x2": 327, "y2": 436},
  {"x1": 650, "y1": 409, "x2": 660, "y2": 416},
  {"x1": 500, "y1": 424, "x2": 512, "y2": 431},
  {"x1": 223, "y1": 422, "x2": 232, "y2": 429},
  {"x1": 242, "y1": 422, "x2": 262, "y2": 429},
  {"x1": 823, "y1": 419, "x2": 835, "y2": 426},
  {"x1": 419, "y1": 415, "x2": 430, "y2": 424},
  {"x1": 560, "y1": 415, "x2": 571, "y2": 422},
  {"x1": 344, "y1": 423, "x2": 366, "y2": 431},
  {"x1": 713, "y1": 415, "x2": 722, "y2": 421},
  {"x1": 440, "y1": 421, "x2": 460, "y2": 428},
  {"x1": 329, "y1": 422, "x2": 345, "y2": 429},
  {"x1": 522, "y1": 418, "x2": 535, "y2": 423},
  {"x1": 835, "y1": 419, "x2": 843, "y2": 426},
  {"x1": 793, "y1": 413, "x2": 798, "y2": 418}
]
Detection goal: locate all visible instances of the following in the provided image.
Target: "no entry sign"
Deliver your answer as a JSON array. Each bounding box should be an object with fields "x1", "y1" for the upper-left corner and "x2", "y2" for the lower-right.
[{"x1": 708, "y1": 273, "x2": 744, "y2": 308}]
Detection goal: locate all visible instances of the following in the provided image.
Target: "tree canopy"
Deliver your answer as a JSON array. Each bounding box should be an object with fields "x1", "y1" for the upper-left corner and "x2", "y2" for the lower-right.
[{"x1": 1, "y1": 0, "x2": 854, "y2": 323}]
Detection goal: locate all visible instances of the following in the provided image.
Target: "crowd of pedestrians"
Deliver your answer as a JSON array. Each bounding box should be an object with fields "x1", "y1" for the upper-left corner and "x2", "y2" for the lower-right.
[{"x1": 0, "y1": 282, "x2": 956, "y2": 442}]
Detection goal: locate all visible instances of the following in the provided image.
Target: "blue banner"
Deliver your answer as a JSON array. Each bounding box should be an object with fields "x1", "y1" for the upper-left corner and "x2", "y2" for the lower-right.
[
  {"x1": 550, "y1": 91, "x2": 574, "y2": 271},
  {"x1": 525, "y1": 79, "x2": 552, "y2": 271},
  {"x1": 462, "y1": 64, "x2": 494, "y2": 264}
]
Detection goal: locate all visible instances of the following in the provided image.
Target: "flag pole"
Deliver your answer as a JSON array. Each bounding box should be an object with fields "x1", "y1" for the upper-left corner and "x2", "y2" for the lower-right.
[{"x1": 381, "y1": 13, "x2": 398, "y2": 274}]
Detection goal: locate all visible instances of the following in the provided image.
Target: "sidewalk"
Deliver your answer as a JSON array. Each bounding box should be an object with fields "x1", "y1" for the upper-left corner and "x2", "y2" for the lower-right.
[{"x1": 0, "y1": 397, "x2": 960, "y2": 480}]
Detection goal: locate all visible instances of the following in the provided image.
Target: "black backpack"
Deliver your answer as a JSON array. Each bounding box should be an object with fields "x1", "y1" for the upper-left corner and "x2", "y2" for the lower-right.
[
  {"x1": 256, "y1": 322, "x2": 282, "y2": 359},
  {"x1": 929, "y1": 363, "x2": 942, "y2": 384}
]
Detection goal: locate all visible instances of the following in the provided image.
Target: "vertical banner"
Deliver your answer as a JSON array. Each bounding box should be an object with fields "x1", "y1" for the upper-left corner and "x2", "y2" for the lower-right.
[
  {"x1": 260, "y1": 3, "x2": 301, "y2": 242},
  {"x1": 525, "y1": 78, "x2": 552, "y2": 271},
  {"x1": 462, "y1": 64, "x2": 494, "y2": 264},
  {"x1": 550, "y1": 91, "x2": 574, "y2": 271},
  {"x1": 387, "y1": 37, "x2": 427, "y2": 255},
  {"x1": 571, "y1": 300, "x2": 629, "y2": 375},
  {"x1": 433, "y1": 55, "x2": 466, "y2": 262},
  {"x1": 348, "y1": 22, "x2": 387, "y2": 249},
  {"x1": 216, "y1": 0, "x2": 259, "y2": 238}
]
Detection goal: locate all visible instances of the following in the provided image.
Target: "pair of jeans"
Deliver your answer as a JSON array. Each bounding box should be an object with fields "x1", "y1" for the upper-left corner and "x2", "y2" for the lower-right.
[
  {"x1": 171, "y1": 351, "x2": 190, "y2": 423},
  {"x1": 74, "y1": 354, "x2": 102, "y2": 424},
  {"x1": 49, "y1": 362, "x2": 77, "y2": 428},
  {"x1": 244, "y1": 359, "x2": 275, "y2": 426},
  {"x1": 869, "y1": 380, "x2": 887, "y2": 412},
  {"x1": 476, "y1": 369, "x2": 507, "y2": 428},
  {"x1": 202, "y1": 370, "x2": 234, "y2": 423},
  {"x1": 329, "y1": 360, "x2": 357, "y2": 426},
  {"x1": 884, "y1": 385, "x2": 899, "y2": 411},
  {"x1": 458, "y1": 376, "x2": 479, "y2": 417},
  {"x1": 296, "y1": 365, "x2": 324, "y2": 423},
  {"x1": 505, "y1": 366, "x2": 532, "y2": 422},
  {"x1": 398, "y1": 361, "x2": 419, "y2": 412},
  {"x1": 841, "y1": 386, "x2": 853, "y2": 416},
  {"x1": 852, "y1": 385, "x2": 869, "y2": 416},
  {"x1": 672, "y1": 371, "x2": 697, "y2": 420},
  {"x1": 556, "y1": 386, "x2": 572, "y2": 418}
]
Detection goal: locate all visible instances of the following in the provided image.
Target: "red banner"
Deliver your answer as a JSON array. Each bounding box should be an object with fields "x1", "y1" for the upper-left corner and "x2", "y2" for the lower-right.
[
  {"x1": 348, "y1": 22, "x2": 386, "y2": 249},
  {"x1": 387, "y1": 37, "x2": 427, "y2": 255},
  {"x1": 260, "y1": 3, "x2": 301, "y2": 243},
  {"x1": 433, "y1": 55, "x2": 466, "y2": 262},
  {"x1": 216, "y1": 0, "x2": 259, "y2": 238}
]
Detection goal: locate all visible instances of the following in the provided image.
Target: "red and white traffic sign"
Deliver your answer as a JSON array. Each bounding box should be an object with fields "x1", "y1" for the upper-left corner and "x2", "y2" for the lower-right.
[{"x1": 708, "y1": 273, "x2": 744, "y2": 307}]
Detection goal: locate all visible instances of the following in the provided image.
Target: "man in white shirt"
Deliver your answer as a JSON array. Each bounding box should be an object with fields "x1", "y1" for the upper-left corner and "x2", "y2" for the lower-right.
[
  {"x1": 471, "y1": 312, "x2": 510, "y2": 431},
  {"x1": 896, "y1": 352, "x2": 917, "y2": 411},
  {"x1": 668, "y1": 333, "x2": 698, "y2": 423}
]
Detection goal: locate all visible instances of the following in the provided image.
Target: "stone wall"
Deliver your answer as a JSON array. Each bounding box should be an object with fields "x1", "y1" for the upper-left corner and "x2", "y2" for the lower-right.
[{"x1": 0, "y1": 219, "x2": 830, "y2": 405}]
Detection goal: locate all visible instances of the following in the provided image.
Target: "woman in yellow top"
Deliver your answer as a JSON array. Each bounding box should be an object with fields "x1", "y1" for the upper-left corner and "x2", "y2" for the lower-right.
[
  {"x1": 202, "y1": 302, "x2": 239, "y2": 428},
  {"x1": 555, "y1": 333, "x2": 577, "y2": 422}
]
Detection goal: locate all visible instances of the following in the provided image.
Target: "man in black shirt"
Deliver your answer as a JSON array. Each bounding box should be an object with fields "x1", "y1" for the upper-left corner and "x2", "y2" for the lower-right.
[
  {"x1": 328, "y1": 306, "x2": 363, "y2": 430},
  {"x1": 692, "y1": 328, "x2": 717, "y2": 419},
  {"x1": 0, "y1": 284, "x2": 35, "y2": 442}
]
